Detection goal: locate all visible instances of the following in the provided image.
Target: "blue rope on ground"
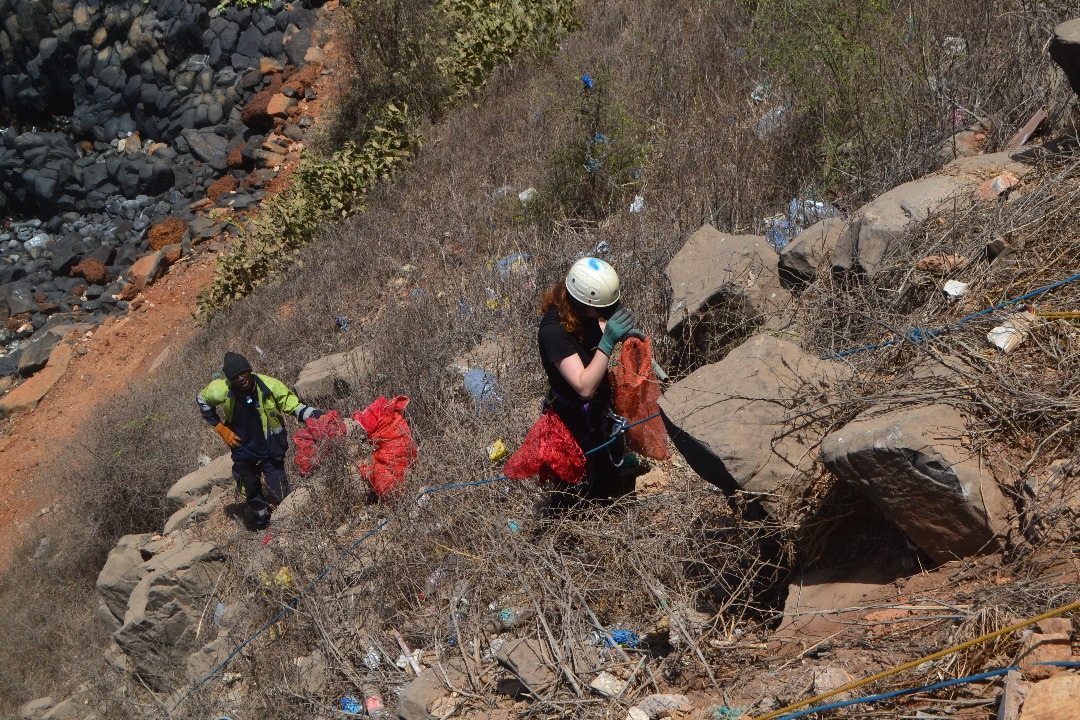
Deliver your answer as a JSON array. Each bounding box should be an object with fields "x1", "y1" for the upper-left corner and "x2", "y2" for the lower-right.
[
  {"x1": 771, "y1": 661, "x2": 1080, "y2": 720},
  {"x1": 169, "y1": 411, "x2": 662, "y2": 715},
  {"x1": 820, "y1": 270, "x2": 1080, "y2": 361}
]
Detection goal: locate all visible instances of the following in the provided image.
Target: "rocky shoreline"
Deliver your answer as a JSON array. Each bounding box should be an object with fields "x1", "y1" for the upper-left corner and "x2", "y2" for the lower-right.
[{"x1": 0, "y1": 0, "x2": 333, "y2": 393}]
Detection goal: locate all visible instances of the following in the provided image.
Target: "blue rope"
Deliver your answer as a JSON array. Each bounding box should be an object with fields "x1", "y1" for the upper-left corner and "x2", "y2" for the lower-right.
[
  {"x1": 169, "y1": 411, "x2": 662, "y2": 714},
  {"x1": 771, "y1": 661, "x2": 1080, "y2": 720},
  {"x1": 820, "y1": 270, "x2": 1080, "y2": 361}
]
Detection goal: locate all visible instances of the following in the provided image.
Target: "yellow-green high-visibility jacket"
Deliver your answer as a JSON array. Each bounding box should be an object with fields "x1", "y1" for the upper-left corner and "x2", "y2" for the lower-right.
[{"x1": 197, "y1": 373, "x2": 320, "y2": 459}]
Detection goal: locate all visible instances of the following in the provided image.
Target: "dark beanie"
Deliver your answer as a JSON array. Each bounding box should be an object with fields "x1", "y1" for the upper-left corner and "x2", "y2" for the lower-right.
[{"x1": 222, "y1": 352, "x2": 252, "y2": 379}]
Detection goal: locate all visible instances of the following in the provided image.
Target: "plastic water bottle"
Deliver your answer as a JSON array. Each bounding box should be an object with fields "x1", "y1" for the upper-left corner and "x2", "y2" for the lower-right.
[
  {"x1": 463, "y1": 369, "x2": 502, "y2": 411},
  {"x1": 363, "y1": 685, "x2": 391, "y2": 720}
]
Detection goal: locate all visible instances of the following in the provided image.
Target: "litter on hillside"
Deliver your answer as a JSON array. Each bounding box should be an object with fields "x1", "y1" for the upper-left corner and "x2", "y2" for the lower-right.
[
  {"x1": 943, "y1": 280, "x2": 969, "y2": 300},
  {"x1": 764, "y1": 197, "x2": 841, "y2": 251},
  {"x1": 987, "y1": 309, "x2": 1037, "y2": 353}
]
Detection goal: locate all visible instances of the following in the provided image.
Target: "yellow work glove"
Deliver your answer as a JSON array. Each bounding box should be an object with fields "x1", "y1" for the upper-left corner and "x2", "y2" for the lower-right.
[{"x1": 214, "y1": 423, "x2": 241, "y2": 449}]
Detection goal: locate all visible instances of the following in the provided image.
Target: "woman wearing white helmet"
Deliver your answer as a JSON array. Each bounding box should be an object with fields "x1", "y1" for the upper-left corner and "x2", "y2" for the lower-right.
[{"x1": 537, "y1": 257, "x2": 644, "y2": 510}]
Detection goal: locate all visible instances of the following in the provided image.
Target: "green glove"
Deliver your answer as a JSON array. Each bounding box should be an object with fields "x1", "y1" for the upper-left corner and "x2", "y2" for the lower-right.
[{"x1": 598, "y1": 307, "x2": 636, "y2": 356}]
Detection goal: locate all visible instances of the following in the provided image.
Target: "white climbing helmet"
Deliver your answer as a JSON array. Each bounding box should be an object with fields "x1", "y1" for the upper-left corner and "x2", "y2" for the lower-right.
[{"x1": 565, "y1": 257, "x2": 620, "y2": 308}]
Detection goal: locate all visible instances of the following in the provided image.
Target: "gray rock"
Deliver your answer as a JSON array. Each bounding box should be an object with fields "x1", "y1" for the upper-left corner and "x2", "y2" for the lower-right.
[
  {"x1": 294, "y1": 347, "x2": 376, "y2": 403},
  {"x1": 820, "y1": 404, "x2": 1010, "y2": 562},
  {"x1": 834, "y1": 152, "x2": 1031, "y2": 275},
  {"x1": 17, "y1": 327, "x2": 68, "y2": 377},
  {"x1": 96, "y1": 533, "x2": 153, "y2": 624},
  {"x1": 17, "y1": 696, "x2": 54, "y2": 720},
  {"x1": 778, "y1": 217, "x2": 848, "y2": 285},
  {"x1": 398, "y1": 662, "x2": 470, "y2": 720},
  {"x1": 113, "y1": 538, "x2": 228, "y2": 690},
  {"x1": 180, "y1": 128, "x2": 228, "y2": 171},
  {"x1": 496, "y1": 638, "x2": 557, "y2": 696},
  {"x1": 163, "y1": 487, "x2": 226, "y2": 534},
  {"x1": 665, "y1": 224, "x2": 791, "y2": 336},
  {"x1": 659, "y1": 334, "x2": 850, "y2": 500},
  {"x1": 1050, "y1": 18, "x2": 1080, "y2": 98},
  {"x1": 166, "y1": 453, "x2": 234, "y2": 511},
  {"x1": 3, "y1": 282, "x2": 38, "y2": 315}
]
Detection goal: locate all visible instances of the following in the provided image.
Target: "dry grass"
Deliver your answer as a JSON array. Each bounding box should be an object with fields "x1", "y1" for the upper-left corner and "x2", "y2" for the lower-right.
[{"x1": 4, "y1": 0, "x2": 1080, "y2": 715}]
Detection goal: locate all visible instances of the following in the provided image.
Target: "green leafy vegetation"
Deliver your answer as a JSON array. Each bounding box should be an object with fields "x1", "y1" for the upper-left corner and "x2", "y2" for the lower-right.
[{"x1": 199, "y1": 0, "x2": 578, "y2": 316}]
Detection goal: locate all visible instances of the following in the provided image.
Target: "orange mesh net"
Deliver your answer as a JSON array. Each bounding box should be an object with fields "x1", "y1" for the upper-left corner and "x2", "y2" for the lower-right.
[{"x1": 610, "y1": 336, "x2": 669, "y2": 460}]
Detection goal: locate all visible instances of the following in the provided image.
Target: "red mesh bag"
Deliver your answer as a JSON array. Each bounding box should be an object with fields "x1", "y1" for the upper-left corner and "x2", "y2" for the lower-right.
[
  {"x1": 352, "y1": 396, "x2": 417, "y2": 498},
  {"x1": 294, "y1": 410, "x2": 348, "y2": 475},
  {"x1": 504, "y1": 409, "x2": 585, "y2": 484},
  {"x1": 610, "y1": 336, "x2": 669, "y2": 460}
]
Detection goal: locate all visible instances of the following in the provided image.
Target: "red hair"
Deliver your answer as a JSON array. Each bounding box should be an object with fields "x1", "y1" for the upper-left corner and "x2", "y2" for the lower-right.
[{"x1": 540, "y1": 283, "x2": 587, "y2": 342}]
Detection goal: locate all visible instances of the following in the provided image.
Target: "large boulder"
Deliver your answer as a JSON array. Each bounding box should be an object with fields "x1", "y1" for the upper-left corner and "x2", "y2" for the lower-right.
[
  {"x1": 778, "y1": 217, "x2": 849, "y2": 285},
  {"x1": 1049, "y1": 18, "x2": 1080, "y2": 99},
  {"x1": 112, "y1": 538, "x2": 227, "y2": 690},
  {"x1": 833, "y1": 152, "x2": 1031, "y2": 275},
  {"x1": 820, "y1": 404, "x2": 1010, "y2": 562},
  {"x1": 659, "y1": 334, "x2": 850, "y2": 500},
  {"x1": 665, "y1": 224, "x2": 791, "y2": 336},
  {"x1": 294, "y1": 347, "x2": 376, "y2": 404},
  {"x1": 166, "y1": 453, "x2": 233, "y2": 511},
  {"x1": 496, "y1": 638, "x2": 557, "y2": 697},
  {"x1": 96, "y1": 533, "x2": 153, "y2": 627}
]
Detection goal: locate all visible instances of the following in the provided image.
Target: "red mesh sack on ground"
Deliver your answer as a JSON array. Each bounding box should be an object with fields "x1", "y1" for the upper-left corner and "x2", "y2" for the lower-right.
[
  {"x1": 504, "y1": 409, "x2": 585, "y2": 484},
  {"x1": 610, "y1": 336, "x2": 669, "y2": 460},
  {"x1": 352, "y1": 396, "x2": 417, "y2": 498},
  {"x1": 294, "y1": 410, "x2": 348, "y2": 475}
]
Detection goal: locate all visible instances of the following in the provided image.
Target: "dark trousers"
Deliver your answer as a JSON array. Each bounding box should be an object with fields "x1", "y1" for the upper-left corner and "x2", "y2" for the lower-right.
[
  {"x1": 546, "y1": 402, "x2": 633, "y2": 512},
  {"x1": 233, "y1": 456, "x2": 289, "y2": 511}
]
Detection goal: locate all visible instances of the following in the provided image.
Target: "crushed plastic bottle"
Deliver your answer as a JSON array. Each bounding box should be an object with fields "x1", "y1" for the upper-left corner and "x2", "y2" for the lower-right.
[
  {"x1": 363, "y1": 685, "x2": 392, "y2": 720},
  {"x1": 464, "y1": 369, "x2": 503, "y2": 411},
  {"x1": 341, "y1": 695, "x2": 362, "y2": 716}
]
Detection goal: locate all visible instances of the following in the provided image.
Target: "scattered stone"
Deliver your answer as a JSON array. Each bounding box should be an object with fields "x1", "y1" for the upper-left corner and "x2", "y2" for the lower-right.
[
  {"x1": 127, "y1": 251, "x2": 166, "y2": 290},
  {"x1": 1018, "y1": 675, "x2": 1080, "y2": 719},
  {"x1": 496, "y1": 638, "x2": 557, "y2": 696},
  {"x1": 397, "y1": 661, "x2": 470, "y2": 720},
  {"x1": 0, "y1": 342, "x2": 73, "y2": 416}
]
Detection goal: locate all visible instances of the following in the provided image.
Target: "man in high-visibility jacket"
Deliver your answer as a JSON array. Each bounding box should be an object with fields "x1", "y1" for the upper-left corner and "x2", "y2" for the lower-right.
[{"x1": 197, "y1": 352, "x2": 325, "y2": 529}]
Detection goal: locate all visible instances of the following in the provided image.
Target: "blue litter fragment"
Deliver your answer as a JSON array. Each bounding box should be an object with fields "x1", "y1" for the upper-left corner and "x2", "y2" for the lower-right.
[
  {"x1": 581, "y1": 75, "x2": 593, "y2": 89},
  {"x1": 606, "y1": 629, "x2": 639, "y2": 647},
  {"x1": 341, "y1": 696, "x2": 362, "y2": 715},
  {"x1": 464, "y1": 368, "x2": 503, "y2": 411},
  {"x1": 764, "y1": 197, "x2": 841, "y2": 252},
  {"x1": 411, "y1": 288, "x2": 425, "y2": 298},
  {"x1": 494, "y1": 252, "x2": 529, "y2": 276},
  {"x1": 335, "y1": 315, "x2": 350, "y2": 331},
  {"x1": 593, "y1": 133, "x2": 612, "y2": 144},
  {"x1": 595, "y1": 240, "x2": 610, "y2": 255}
]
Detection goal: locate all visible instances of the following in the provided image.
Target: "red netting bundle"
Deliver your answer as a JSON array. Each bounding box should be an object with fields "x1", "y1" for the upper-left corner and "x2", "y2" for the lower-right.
[
  {"x1": 352, "y1": 395, "x2": 417, "y2": 498},
  {"x1": 294, "y1": 410, "x2": 348, "y2": 475},
  {"x1": 610, "y1": 336, "x2": 669, "y2": 460},
  {"x1": 504, "y1": 409, "x2": 585, "y2": 484}
]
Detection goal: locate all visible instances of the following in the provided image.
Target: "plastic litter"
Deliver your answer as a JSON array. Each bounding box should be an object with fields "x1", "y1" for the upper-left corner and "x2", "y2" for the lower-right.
[
  {"x1": 753, "y1": 104, "x2": 789, "y2": 140},
  {"x1": 410, "y1": 288, "x2": 425, "y2": 298},
  {"x1": 363, "y1": 685, "x2": 391, "y2": 720},
  {"x1": 594, "y1": 628, "x2": 639, "y2": 647},
  {"x1": 751, "y1": 79, "x2": 770, "y2": 103},
  {"x1": 590, "y1": 671, "x2": 627, "y2": 698},
  {"x1": 629, "y1": 195, "x2": 645, "y2": 213},
  {"x1": 335, "y1": 315, "x2": 350, "y2": 331},
  {"x1": 942, "y1": 36, "x2": 967, "y2": 55},
  {"x1": 988, "y1": 310, "x2": 1037, "y2": 353},
  {"x1": 494, "y1": 252, "x2": 529, "y2": 276},
  {"x1": 464, "y1": 368, "x2": 503, "y2": 411},
  {"x1": 362, "y1": 646, "x2": 380, "y2": 670},
  {"x1": 293, "y1": 410, "x2": 348, "y2": 476},
  {"x1": 765, "y1": 197, "x2": 841, "y2": 251},
  {"x1": 595, "y1": 240, "x2": 610, "y2": 254},
  {"x1": 518, "y1": 187, "x2": 537, "y2": 205},
  {"x1": 507, "y1": 519, "x2": 521, "y2": 533},
  {"x1": 213, "y1": 602, "x2": 224, "y2": 625},
  {"x1": 341, "y1": 696, "x2": 362, "y2": 716},
  {"x1": 943, "y1": 280, "x2": 969, "y2": 300},
  {"x1": 487, "y1": 438, "x2": 508, "y2": 462},
  {"x1": 581, "y1": 75, "x2": 594, "y2": 90}
]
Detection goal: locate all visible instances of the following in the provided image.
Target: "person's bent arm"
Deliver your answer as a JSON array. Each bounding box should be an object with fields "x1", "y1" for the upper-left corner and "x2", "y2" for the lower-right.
[{"x1": 555, "y1": 348, "x2": 610, "y2": 401}]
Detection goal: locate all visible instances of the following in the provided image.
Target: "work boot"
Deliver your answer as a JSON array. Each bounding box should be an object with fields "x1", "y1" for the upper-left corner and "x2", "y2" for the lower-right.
[{"x1": 250, "y1": 505, "x2": 270, "y2": 530}]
